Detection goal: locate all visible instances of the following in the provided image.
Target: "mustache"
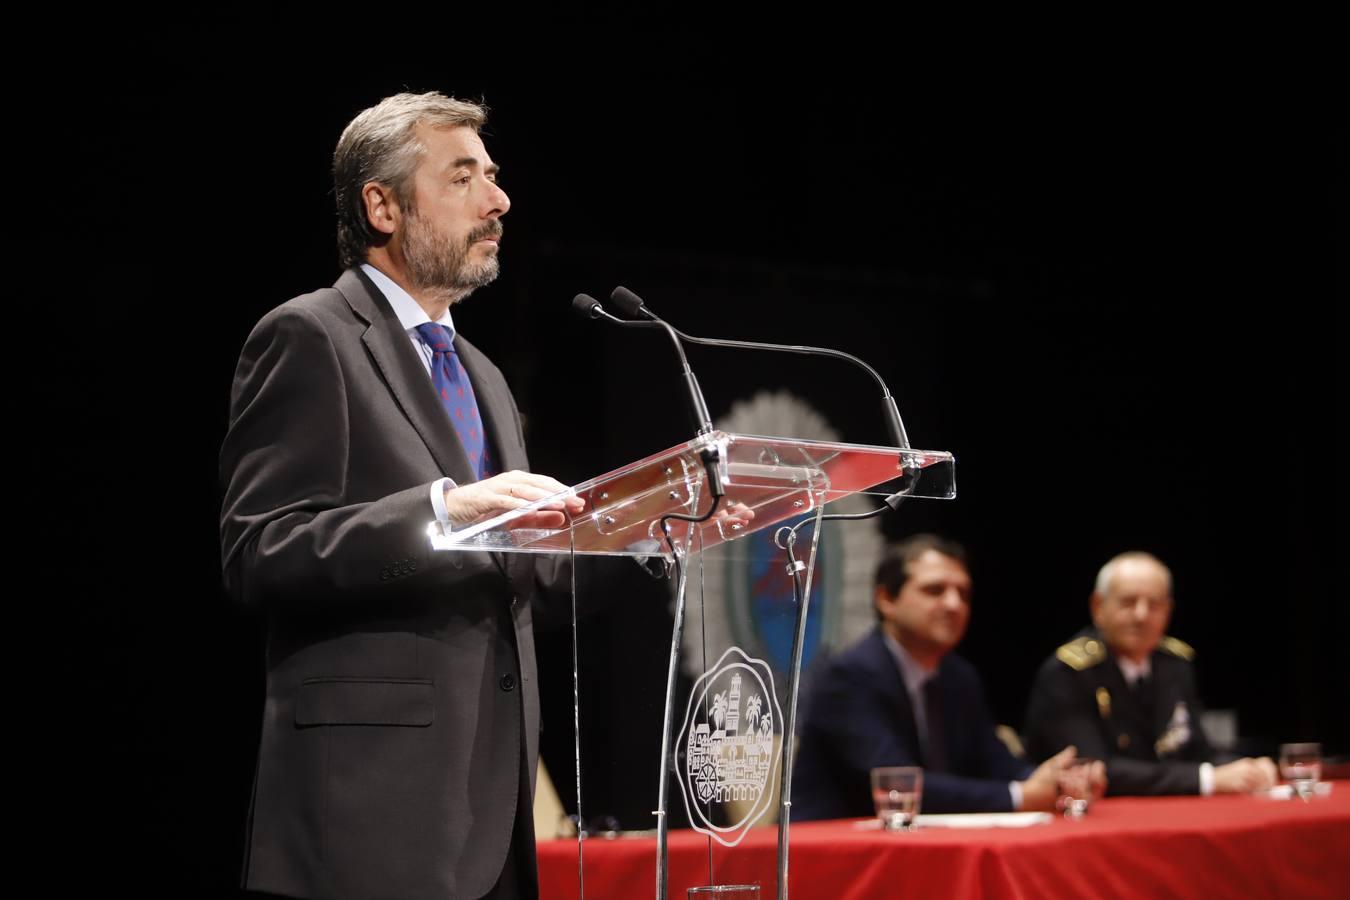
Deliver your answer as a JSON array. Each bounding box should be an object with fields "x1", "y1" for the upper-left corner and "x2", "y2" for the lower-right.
[{"x1": 467, "y1": 222, "x2": 504, "y2": 243}]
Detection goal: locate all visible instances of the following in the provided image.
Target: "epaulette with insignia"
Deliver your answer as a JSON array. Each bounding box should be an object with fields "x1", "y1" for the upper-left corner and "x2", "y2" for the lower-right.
[
  {"x1": 1159, "y1": 636, "x2": 1195, "y2": 661},
  {"x1": 1056, "y1": 636, "x2": 1107, "y2": 671}
]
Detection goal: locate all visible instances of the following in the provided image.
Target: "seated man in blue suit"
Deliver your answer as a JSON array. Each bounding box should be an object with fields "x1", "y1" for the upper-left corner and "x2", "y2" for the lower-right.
[{"x1": 793, "y1": 535, "x2": 1092, "y2": 818}]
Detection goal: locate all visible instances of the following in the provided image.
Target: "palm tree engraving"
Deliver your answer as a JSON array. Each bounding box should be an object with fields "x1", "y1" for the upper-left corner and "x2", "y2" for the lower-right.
[
  {"x1": 712, "y1": 691, "x2": 728, "y2": 731},
  {"x1": 746, "y1": 693, "x2": 762, "y2": 730}
]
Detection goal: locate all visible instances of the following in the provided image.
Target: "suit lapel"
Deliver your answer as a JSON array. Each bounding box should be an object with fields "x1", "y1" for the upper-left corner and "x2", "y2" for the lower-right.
[
  {"x1": 334, "y1": 269, "x2": 476, "y2": 485},
  {"x1": 865, "y1": 631, "x2": 924, "y2": 764},
  {"x1": 334, "y1": 269, "x2": 529, "y2": 581},
  {"x1": 455, "y1": 335, "x2": 527, "y2": 476}
]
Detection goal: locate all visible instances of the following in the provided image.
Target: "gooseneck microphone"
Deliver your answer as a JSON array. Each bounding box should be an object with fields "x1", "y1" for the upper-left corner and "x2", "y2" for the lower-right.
[
  {"x1": 608, "y1": 286, "x2": 911, "y2": 450},
  {"x1": 571, "y1": 293, "x2": 715, "y2": 437}
]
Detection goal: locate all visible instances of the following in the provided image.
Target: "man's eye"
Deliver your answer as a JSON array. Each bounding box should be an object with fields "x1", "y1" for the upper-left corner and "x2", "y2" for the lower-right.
[{"x1": 455, "y1": 175, "x2": 471, "y2": 185}]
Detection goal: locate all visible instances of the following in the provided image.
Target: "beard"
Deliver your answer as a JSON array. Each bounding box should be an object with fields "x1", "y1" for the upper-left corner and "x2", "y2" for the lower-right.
[{"x1": 402, "y1": 213, "x2": 503, "y2": 301}]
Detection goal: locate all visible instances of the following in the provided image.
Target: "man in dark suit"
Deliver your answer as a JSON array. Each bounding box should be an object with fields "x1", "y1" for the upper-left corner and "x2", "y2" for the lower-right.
[
  {"x1": 793, "y1": 535, "x2": 1087, "y2": 819},
  {"x1": 1023, "y1": 551, "x2": 1277, "y2": 796},
  {"x1": 220, "y1": 92, "x2": 584, "y2": 900}
]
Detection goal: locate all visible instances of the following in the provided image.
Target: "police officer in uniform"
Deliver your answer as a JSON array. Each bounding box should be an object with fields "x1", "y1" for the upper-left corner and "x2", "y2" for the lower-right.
[{"x1": 1023, "y1": 552, "x2": 1277, "y2": 796}]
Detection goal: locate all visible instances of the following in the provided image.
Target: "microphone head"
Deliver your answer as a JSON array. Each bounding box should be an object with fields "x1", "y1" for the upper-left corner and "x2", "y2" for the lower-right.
[
  {"x1": 572, "y1": 293, "x2": 603, "y2": 319},
  {"x1": 609, "y1": 286, "x2": 647, "y2": 318}
]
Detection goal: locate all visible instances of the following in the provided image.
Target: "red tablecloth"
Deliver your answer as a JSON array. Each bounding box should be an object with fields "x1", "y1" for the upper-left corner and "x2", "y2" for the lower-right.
[{"x1": 538, "y1": 784, "x2": 1350, "y2": 899}]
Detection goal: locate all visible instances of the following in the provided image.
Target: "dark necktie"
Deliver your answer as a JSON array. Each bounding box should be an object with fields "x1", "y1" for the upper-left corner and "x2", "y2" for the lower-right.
[
  {"x1": 414, "y1": 323, "x2": 492, "y2": 481},
  {"x1": 1131, "y1": 675, "x2": 1154, "y2": 718},
  {"x1": 922, "y1": 678, "x2": 950, "y2": 773}
]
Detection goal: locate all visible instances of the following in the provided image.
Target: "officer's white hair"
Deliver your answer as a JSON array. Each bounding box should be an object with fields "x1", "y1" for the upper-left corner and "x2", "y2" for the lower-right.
[{"x1": 1094, "y1": 551, "x2": 1173, "y2": 597}]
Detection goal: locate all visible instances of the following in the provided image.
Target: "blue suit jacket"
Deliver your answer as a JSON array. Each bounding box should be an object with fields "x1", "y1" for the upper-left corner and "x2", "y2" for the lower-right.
[{"x1": 792, "y1": 628, "x2": 1032, "y2": 819}]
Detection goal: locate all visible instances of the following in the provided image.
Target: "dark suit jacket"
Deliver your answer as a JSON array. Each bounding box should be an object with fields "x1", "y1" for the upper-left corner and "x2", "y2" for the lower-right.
[
  {"x1": 1022, "y1": 628, "x2": 1217, "y2": 796},
  {"x1": 792, "y1": 628, "x2": 1032, "y2": 819},
  {"x1": 220, "y1": 268, "x2": 548, "y2": 899}
]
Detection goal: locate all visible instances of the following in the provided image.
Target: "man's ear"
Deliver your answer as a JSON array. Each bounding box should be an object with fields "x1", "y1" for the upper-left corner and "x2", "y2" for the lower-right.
[
  {"x1": 874, "y1": 584, "x2": 895, "y2": 617},
  {"x1": 362, "y1": 182, "x2": 401, "y2": 236}
]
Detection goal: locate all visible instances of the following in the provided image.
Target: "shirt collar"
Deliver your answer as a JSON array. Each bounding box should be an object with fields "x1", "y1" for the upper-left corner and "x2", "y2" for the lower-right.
[
  {"x1": 361, "y1": 263, "x2": 456, "y2": 340},
  {"x1": 1117, "y1": 654, "x2": 1152, "y2": 684},
  {"x1": 881, "y1": 629, "x2": 938, "y2": 698}
]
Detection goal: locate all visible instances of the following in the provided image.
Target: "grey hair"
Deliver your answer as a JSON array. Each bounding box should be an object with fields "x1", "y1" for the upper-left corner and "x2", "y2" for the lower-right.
[
  {"x1": 1094, "y1": 551, "x2": 1172, "y2": 596},
  {"x1": 333, "y1": 92, "x2": 488, "y2": 268}
]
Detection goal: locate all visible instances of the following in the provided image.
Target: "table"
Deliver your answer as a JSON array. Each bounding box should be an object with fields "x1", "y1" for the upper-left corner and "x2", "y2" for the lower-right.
[{"x1": 538, "y1": 783, "x2": 1350, "y2": 899}]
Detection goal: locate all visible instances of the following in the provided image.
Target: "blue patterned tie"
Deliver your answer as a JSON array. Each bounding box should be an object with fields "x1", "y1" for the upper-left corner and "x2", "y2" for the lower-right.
[{"x1": 415, "y1": 323, "x2": 492, "y2": 481}]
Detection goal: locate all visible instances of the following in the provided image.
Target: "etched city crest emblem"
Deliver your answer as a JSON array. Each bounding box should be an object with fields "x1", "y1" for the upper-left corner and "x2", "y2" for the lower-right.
[{"x1": 675, "y1": 646, "x2": 784, "y2": 846}]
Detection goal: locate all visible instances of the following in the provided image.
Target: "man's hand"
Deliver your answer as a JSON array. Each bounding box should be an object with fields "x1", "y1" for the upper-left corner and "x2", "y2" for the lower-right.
[
  {"x1": 1053, "y1": 755, "x2": 1108, "y2": 809},
  {"x1": 1019, "y1": 745, "x2": 1077, "y2": 811},
  {"x1": 713, "y1": 500, "x2": 756, "y2": 532},
  {"x1": 1213, "y1": 757, "x2": 1279, "y2": 794},
  {"x1": 444, "y1": 471, "x2": 585, "y2": 530},
  {"x1": 1087, "y1": 757, "x2": 1108, "y2": 800}
]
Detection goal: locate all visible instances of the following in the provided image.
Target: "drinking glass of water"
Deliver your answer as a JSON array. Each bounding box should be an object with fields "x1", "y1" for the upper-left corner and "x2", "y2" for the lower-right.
[
  {"x1": 1279, "y1": 742, "x2": 1322, "y2": 801},
  {"x1": 871, "y1": 766, "x2": 923, "y2": 831}
]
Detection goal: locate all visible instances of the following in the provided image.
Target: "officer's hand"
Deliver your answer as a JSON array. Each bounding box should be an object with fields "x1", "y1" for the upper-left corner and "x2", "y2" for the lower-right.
[
  {"x1": 1087, "y1": 758, "x2": 1108, "y2": 800},
  {"x1": 1213, "y1": 757, "x2": 1278, "y2": 793},
  {"x1": 444, "y1": 471, "x2": 585, "y2": 530},
  {"x1": 1253, "y1": 756, "x2": 1278, "y2": 787},
  {"x1": 1019, "y1": 745, "x2": 1077, "y2": 811}
]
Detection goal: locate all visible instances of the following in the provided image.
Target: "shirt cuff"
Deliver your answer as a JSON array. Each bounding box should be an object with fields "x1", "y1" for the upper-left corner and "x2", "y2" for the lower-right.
[
  {"x1": 1009, "y1": 781, "x2": 1023, "y2": 810},
  {"x1": 1199, "y1": 762, "x2": 1215, "y2": 796},
  {"x1": 431, "y1": 477, "x2": 458, "y2": 526}
]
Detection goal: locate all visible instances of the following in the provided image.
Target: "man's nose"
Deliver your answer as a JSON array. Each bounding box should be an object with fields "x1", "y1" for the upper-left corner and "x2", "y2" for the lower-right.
[
  {"x1": 484, "y1": 180, "x2": 510, "y2": 217},
  {"x1": 1131, "y1": 598, "x2": 1151, "y2": 619}
]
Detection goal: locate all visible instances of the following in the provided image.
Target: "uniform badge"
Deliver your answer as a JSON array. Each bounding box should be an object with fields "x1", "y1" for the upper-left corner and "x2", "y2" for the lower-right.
[
  {"x1": 1095, "y1": 687, "x2": 1111, "y2": 719},
  {"x1": 1154, "y1": 701, "x2": 1192, "y2": 757}
]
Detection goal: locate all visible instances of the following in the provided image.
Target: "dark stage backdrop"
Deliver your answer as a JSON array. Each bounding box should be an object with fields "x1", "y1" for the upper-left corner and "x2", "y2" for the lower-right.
[{"x1": 36, "y1": 63, "x2": 1343, "y2": 895}]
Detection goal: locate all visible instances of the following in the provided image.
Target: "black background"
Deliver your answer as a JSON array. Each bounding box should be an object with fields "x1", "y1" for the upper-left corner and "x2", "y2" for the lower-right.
[{"x1": 33, "y1": 39, "x2": 1343, "y2": 896}]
